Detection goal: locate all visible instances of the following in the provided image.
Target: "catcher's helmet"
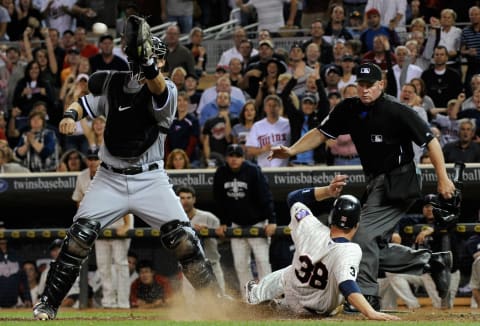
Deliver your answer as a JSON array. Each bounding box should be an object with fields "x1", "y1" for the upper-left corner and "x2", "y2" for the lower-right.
[
  {"x1": 152, "y1": 36, "x2": 167, "y2": 60},
  {"x1": 328, "y1": 195, "x2": 361, "y2": 229}
]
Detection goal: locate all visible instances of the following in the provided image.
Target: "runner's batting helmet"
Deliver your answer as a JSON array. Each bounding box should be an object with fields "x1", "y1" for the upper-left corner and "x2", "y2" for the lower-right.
[{"x1": 328, "y1": 195, "x2": 361, "y2": 229}]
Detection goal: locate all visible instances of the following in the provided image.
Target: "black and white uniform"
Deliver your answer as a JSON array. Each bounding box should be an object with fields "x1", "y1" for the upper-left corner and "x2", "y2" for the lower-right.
[{"x1": 76, "y1": 72, "x2": 189, "y2": 229}]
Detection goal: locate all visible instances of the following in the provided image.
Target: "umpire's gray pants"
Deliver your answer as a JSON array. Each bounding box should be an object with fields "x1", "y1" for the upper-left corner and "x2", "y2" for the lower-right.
[{"x1": 353, "y1": 174, "x2": 431, "y2": 296}]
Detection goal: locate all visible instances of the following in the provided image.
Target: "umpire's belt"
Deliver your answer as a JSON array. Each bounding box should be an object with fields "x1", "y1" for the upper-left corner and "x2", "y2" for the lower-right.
[{"x1": 101, "y1": 162, "x2": 159, "y2": 175}]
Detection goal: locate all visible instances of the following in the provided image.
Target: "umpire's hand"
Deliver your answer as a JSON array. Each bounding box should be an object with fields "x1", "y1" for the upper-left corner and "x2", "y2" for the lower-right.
[{"x1": 59, "y1": 117, "x2": 77, "y2": 135}]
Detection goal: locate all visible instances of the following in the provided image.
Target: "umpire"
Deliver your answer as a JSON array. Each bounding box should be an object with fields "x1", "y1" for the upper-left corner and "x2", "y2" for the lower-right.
[{"x1": 270, "y1": 63, "x2": 456, "y2": 311}]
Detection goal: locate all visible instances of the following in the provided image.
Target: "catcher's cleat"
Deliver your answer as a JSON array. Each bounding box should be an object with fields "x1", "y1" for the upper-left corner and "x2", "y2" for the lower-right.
[
  {"x1": 33, "y1": 297, "x2": 57, "y2": 320},
  {"x1": 245, "y1": 280, "x2": 259, "y2": 304}
]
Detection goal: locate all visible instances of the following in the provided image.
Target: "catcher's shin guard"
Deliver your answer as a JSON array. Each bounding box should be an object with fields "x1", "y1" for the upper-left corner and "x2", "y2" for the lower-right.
[
  {"x1": 40, "y1": 219, "x2": 100, "y2": 308},
  {"x1": 160, "y1": 220, "x2": 220, "y2": 291}
]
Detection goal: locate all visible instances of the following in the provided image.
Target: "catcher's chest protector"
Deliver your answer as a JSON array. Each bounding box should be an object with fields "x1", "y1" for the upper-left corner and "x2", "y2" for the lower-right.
[{"x1": 104, "y1": 72, "x2": 160, "y2": 160}]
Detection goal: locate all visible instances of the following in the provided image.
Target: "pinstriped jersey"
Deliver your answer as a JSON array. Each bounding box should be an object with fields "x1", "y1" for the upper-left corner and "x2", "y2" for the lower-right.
[{"x1": 283, "y1": 205, "x2": 362, "y2": 314}]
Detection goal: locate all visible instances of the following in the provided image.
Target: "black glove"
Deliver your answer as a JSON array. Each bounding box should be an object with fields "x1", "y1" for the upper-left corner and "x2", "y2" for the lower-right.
[{"x1": 124, "y1": 15, "x2": 154, "y2": 64}]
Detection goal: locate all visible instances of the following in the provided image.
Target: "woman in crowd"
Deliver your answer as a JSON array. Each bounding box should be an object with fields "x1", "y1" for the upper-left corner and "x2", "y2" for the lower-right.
[
  {"x1": 14, "y1": 110, "x2": 58, "y2": 172},
  {"x1": 165, "y1": 149, "x2": 190, "y2": 170},
  {"x1": 185, "y1": 27, "x2": 207, "y2": 77},
  {"x1": 81, "y1": 115, "x2": 106, "y2": 152},
  {"x1": 56, "y1": 148, "x2": 86, "y2": 172},
  {"x1": 13, "y1": 61, "x2": 53, "y2": 118}
]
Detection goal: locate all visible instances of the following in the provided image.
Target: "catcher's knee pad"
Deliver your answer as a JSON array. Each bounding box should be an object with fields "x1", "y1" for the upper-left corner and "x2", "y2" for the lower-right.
[
  {"x1": 160, "y1": 220, "x2": 218, "y2": 290},
  {"x1": 64, "y1": 218, "x2": 101, "y2": 259},
  {"x1": 42, "y1": 219, "x2": 100, "y2": 308}
]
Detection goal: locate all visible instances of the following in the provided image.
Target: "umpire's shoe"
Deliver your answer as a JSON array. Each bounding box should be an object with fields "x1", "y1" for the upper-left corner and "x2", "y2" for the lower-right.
[
  {"x1": 343, "y1": 294, "x2": 380, "y2": 313},
  {"x1": 33, "y1": 296, "x2": 57, "y2": 320},
  {"x1": 427, "y1": 251, "x2": 453, "y2": 299}
]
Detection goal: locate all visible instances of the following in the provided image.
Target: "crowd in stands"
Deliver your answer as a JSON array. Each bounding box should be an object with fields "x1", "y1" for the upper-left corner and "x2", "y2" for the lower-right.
[{"x1": 3, "y1": 0, "x2": 480, "y2": 311}]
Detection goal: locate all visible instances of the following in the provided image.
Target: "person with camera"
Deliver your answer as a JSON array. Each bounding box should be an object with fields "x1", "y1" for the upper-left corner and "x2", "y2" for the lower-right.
[{"x1": 269, "y1": 62, "x2": 456, "y2": 312}]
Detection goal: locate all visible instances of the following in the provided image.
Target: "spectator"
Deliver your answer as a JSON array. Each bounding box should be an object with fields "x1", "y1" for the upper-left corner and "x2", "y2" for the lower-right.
[
  {"x1": 461, "y1": 6, "x2": 480, "y2": 96},
  {"x1": 23, "y1": 261, "x2": 40, "y2": 304},
  {"x1": 359, "y1": 8, "x2": 399, "y2": 53},
  {"x1": 56, "y1": 148, "x2": 87, "y2": 172},
  {"x1": 163, "y1": 25, "x2": 196, "y2": 77},
  {"x1": 232, "y1": 99, "x2": 258, "y2": 148},
  {"x1": 198, "y1": 76, "x2": 245, "y2": 122},
  {"x1": 218, "y1": 27, "x2": 250, "y2": 69},
  {"x1": 338, "y1": 55, "x2": 357, "y2": 91},
  {"x1": 443, "y1": 118, "x2": 480, "y2": 163},
  {"x1": 430, "y1": 97, "x2": 461, "y2": 147},
  {"x1": 130, "y1": 259, "x2": 173, "y2": 308},
  {"x1": 13, "y1": 61, "x2": 54, "y2": 118},
  {"x1": 238, "y1": 39, "x2": 281, "y2": 99},
  {"x1": 405, "y1": 38, "x2": 430, "y2": 72},
  {"x1": 322, "y1": 64, "x2": 342, "y2": 94},
  {"x1": 324, "y1": 4, "x2": 353, "y2": 43},
  {"x1": 238, "y1": 39, "x2": 254, "y2": 72},
  {"x1": 0, "y1": 0, "x2": 11, "y2": 41},
  {"x1": 184, "y1": 73, "x2": 202, "y2": 117},
  {"x1": 177, "y1": 185, "x2": 226, "y2": 295},
  {"x1": 235, "y1": 0, "x2": 297, "y2": 35},
  {"x1": 301, "y1": 19, "x2": 334, "y2": 65},
  {"x1": 202, "y1": 91, "x2": 236, "y2": 167},
  {"x1": 346, "y1": 9, "x2": 364, "y2": 39},
  {"x1": 89, "y1": 34, "x2": 129, "y2": 73},
  {"x1": 60, "y1": 29, "x2": 76, "y2": 56},
  {"x1": 392, "y1": 46, "x2": 423, "y2": 99},
  {"x1": 421, "y1": 46, "x2": 462, "y2": 108},
  {"x1": 361, "y1": 34, "x2": 397, "y2": 71},
  {"x1": 214, "y1": 144, "x2": 276, "y2": 297},
  {"x1": 399, "y1": 83, "x2": 429, "y2": 163},
  {"x1": 410, "y1": 77, "x2": 435, "y2": 115},
  {"x1": 165, "y1": 91, "x2": 200, "y2": 165},
  {"x1": 1, "y1": 46, "x2": 28, "y2": 110},
  {"x1": 185, "y1": 27, "x2": 207, "y2": 77},
  {"x1": 423, "y1": 9, "x2": 462, "y2": 74},
  {"x1": 48, "y1": 28, "x2": 66, "y2": 76},
  {"x1": 165, "y1": 148, "x2": 190, "y2": 169},
  {"x1": 7, "y1": 0, "x2": 42, "y2": 41},
  {"x1": 254, "y1": 58, "x2": 287, "y2": 109},
  {"x1": 0, "y1": 145, "x2": 30, "y2": 173},
  {"x1": 0, "y1": 222, "x2": 32, "y2": 308},
  {"x1": 462, "y1": 74, "x2": 480, "y2": 110},
  {"x1": 283, "y1": 68, "x2": 328, "y2": 165},
  {"x1": 60, "y1": 48, "x2": 81, "y2": 84},
  {"x1": 81, "y1": 115, "x2": 105, "y2": 152},
  {"x1": 287, "y1": 43, "x2": 314, "y2": 97},
  {"x1": 246, "y1": 94, "x2": 291, "y2": 167},
  {"x1": 304, "y1": 42, "x2": 321, "y2": 69},
  {"x1": 73, "y1": 27, "x2": 99, "y2": 59},
  {"x1": 170, "y1": 67, "x2": 187, "y2": 91},
  {"x1": 228, "y1": 58, "x2": 244, "y2": 88},
  {"x1": 14, "y1": 110, "x2": 58, "y2": 172},
  {"x1": 365, "y1": 0, "x2": 407, "y2": 34}
]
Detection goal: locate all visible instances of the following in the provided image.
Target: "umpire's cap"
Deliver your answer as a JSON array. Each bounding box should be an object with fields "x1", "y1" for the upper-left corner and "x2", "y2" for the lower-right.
[
  {"x1": 356, "y1": 63, "x2": 382, "y2": 83},
  {"x1": 328, "y1": 195, "x2": 361, "y2": 229}
]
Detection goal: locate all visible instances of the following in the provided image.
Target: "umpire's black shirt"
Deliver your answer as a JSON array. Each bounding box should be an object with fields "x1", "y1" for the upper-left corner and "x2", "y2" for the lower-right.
[{"x1": 318, "y1": 93, "x2": 433, "y2": 176}]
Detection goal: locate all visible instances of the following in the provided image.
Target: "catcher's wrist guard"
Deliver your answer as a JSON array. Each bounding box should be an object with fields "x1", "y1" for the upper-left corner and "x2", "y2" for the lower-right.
[
  {"x1": 63, "y1": 109, "x2": 78, "y2": 122},
  {"x1": 142, "y1": 61, "x2": 159, "y2": 80}
]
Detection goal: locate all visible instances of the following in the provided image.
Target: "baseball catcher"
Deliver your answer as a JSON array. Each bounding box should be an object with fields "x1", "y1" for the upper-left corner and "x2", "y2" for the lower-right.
[{"x1": 33, "y1": 16, "x2": 219, "y2": 320}]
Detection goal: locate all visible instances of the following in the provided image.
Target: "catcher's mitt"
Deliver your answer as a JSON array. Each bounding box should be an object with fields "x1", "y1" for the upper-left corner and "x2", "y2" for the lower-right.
[{"x1": 124, "y1": 15, "x2": 154, "y2": 63}]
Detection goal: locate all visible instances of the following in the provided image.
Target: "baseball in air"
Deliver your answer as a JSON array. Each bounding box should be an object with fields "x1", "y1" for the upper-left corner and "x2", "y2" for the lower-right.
[{"x1": 92, "y1": 22, "x2": 108, "y2": 35}]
